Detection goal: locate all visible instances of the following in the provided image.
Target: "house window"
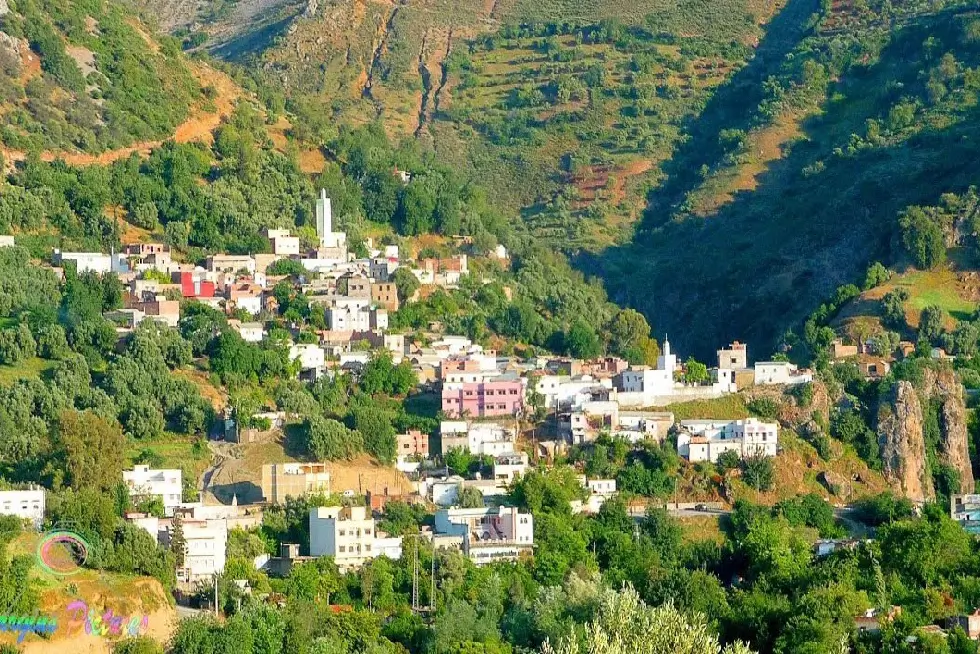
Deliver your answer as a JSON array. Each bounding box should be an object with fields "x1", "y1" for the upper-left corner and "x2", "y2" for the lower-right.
[
  {"x1": 339, "y1": 546, "x2": 346, "y2": 552},
  {"x1": 339, "y1": 529, "x2": 345, "y2": 536}
]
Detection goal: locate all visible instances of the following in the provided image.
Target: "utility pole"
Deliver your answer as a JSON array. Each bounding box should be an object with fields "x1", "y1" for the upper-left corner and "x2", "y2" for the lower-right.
[
  {"x1": 412, "y1": 536, "x2": 419, "y2": 612},
  {"x1": 430, "y1": 544, "x2": 436, "y2": 613},
  {"x1": 214, "y1": 574, "x2": 219, "y2": 618}
]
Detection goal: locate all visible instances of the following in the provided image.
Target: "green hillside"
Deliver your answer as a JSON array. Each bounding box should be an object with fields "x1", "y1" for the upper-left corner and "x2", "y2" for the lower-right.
[
  {"x1": 0, "y1": 0, "x2": 206, "y2": 154},
  {"x1": 216, "y1": 0, "x2": 980, "y2": 358},
  {"x1": 588, "y1": 0, "x2": 980, "y2": 357}
]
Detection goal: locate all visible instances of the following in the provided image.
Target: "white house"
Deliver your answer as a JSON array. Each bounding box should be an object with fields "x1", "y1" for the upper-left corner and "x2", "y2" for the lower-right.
[
  {"x1": 232, "y1": 321, "x2": 264, "y2": 343},
  {"x1": 289, "y1": 344, "x2": 326, "y2": 372},
  {"x1": 173, "y1": 518, "x2": 227, "y2": 583},
  {"x1": 234, "y1": 295, "x2": 263, "y2": 316},
  {"x1": 54, "y1": 250, "x2": 127, "y2": 275},
  {"x1": 123, "y1": 465, "x2": 182, "y2": 516},
  {"x1": 0, "y1": 235, "x2": 15, "y2": 247},
  {"x1": 619, "y1": 339, "x2": 677, "y2": 396},
  {"x1": 614, "y1": 411, "x2": 675, "y2": 443},
  {"x1": 266, "y1": 229, "x2": 301, "y2": 257},
  {"x1": 754, "y1": 361, "x2": 813, "y2": 386},
  {"x1": 493, "y1": 453, "x2": 529, "y2": 483},
  {"x1": 309, "y1": 505, "x2": 402, "y2": 572},
  {"x1": 583, "y1": 478, "x2": 617, "y2": 496},
  {"x1": 676, "y1": 418, "x2": 779, "y2": 463},
  {"x1": 440, "y1": 421, "x2": 517, "y2": 456},
  {"x1": 535, "y1": 374, "x2": 611, "y2": 409},
  {"x1": 0, "y1": 488, "x2": 45, "y2": 529},
  {"x1": 434, "y1": 506, "x2": 533, "y2": 565}
]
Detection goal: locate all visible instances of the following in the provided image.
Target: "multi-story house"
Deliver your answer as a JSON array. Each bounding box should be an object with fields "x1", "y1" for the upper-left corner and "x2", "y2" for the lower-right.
[
  {"x1": 434, "y1": 506, "x2": 533, "y2": 565},
  {"x1": 441, "y1": 377, "x2": 525, "y2": 418},
  {"x1": 397, "y1": 430, "x2": 429, "y2": 458},
  {"x1": 676, "y1": 418, "x2": 779, "y2": 463},
  {"x1": 309, "y1": 506, "x2": 402, "y2": 571},
  {"x1": 261, "y1": 463, "x2": 332, "y2": 504},
  {"x1": 440, "y1": 421, "x2": 517, "y2": 456},
  {"x1": 0, "y1": 487, "x2": 45, "y2": 529},
  {"x1": 371, "y1": 282, "x2": 399, "y2": 312},
  {"x1": 123, "y1": 465, "x2": 183, "y2": 516}
]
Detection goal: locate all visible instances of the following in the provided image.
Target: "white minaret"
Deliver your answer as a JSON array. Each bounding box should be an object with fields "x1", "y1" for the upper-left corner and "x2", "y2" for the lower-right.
[
  {"x1": 658, "y1": 335, "x2": 676, "y2": 372},
  {"x1": 315, "y1": 189, "x2": 332, "y2": 247}
]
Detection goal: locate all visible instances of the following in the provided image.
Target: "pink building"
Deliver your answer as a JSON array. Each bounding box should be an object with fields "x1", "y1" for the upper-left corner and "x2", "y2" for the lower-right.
[{"x1": 442, "y1": 380, "x2": 525, "y2": 418}]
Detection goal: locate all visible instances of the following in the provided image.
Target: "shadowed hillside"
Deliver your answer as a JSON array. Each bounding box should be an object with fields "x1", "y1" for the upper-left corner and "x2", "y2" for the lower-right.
[{"x1": 585, "y1": 3, "x2": 980, "y2": 359}]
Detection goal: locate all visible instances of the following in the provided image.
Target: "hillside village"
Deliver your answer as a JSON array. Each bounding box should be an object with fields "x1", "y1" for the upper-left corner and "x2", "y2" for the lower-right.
[
  {"x1": 3, "y1": 0, "x2": 980, "y2": 650},
  {"x1": 1, "y1": 187, "x2": 971, "y2": 619}
]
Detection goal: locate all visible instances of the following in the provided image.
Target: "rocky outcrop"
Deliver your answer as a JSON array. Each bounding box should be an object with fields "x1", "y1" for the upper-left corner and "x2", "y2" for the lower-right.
[
  {"x1": 924, "y1": 367, "x2": 975, "y2": 493},
  {"x1": 0, "y1": 0, "x2": 9, "y2": 17},
  {"x1": 818, "y1": 470, "x2": 848, "y2": 496},
  {"x1": 877, "y1": 381, "x2": 934, "y2": 503}
]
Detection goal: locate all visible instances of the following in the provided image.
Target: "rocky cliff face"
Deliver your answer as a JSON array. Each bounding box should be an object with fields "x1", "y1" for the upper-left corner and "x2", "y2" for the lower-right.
[
  {"x1": 924, "y1": 367, "x2": 975, "y2": 493},
  {"x1": 877, "y1": 381, "x2": 934, "y2": 503}
]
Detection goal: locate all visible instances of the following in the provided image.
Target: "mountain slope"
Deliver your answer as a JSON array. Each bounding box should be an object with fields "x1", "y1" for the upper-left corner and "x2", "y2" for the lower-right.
[
  {"x1": 588, "y1": 1, "x2": 980, "y2": 358},
  {"x1": 0, "y1": 0, "x2": 205, "y2": 154}
]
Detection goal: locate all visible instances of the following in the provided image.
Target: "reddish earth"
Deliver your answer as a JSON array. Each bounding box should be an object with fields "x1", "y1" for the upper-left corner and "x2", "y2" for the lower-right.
[{"x1": 570, "y1": 159, "x2": 653, "y2": 209}]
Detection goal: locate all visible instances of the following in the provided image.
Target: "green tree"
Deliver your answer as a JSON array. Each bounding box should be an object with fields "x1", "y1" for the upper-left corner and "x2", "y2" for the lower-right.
[
  {"x1": 564, "y1": 320, "x2": 602, "y2": 359},
  {"x1": 683, "y1": 358, "x2": 709, "y2": 385},
  {"x1": 541, "y1": 585, "x2": 754, "y2": 654},
  {"x1": 301, "y1": 415, "x2": 364, "y2": 461},
  {"x1": 899, "y1": 206, "x2": 946, "y2": 269},
  {"x1": 919, "y1": 305, "x2": 946, "y2": 343},
  {"x1": 46, "y1": 410, "x2": 125, "y2": 491},
  {"x1": 741, "y1": 455, "x2": 775, "y2": 492},
  {"x1": 392, "y1": 268, "x2": 421, "y2": 304}
]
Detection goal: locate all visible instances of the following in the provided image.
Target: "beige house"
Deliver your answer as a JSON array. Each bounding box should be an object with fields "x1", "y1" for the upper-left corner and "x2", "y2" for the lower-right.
[{"x1": 261, "y1": 463, "x2": 332, "y2": 504}]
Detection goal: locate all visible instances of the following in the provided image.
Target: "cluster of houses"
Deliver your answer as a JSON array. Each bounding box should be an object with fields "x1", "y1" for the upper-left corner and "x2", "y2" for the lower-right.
[{"x1": 29, "y1": 191, "x2": 492, "y2": 379}]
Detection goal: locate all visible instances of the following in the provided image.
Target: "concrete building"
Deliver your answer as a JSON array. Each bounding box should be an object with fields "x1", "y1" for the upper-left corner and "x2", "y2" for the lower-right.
[
  {"x1": 951, "y1": 610, "x2": 980, "y2": 640},
  {"x1": 0, "y1": 488, "x2": 45, "y2": 529},
  {"x1": 434, "y1": 506, "x2": 533, "y2": 565},
  {"x1": 309, "y1": 505, "x2": 401, "y2": 571},
  {"x1": 440, "y1": 421, "x2": 517, "y2": 456},
  {"x1": 397, "y1": 430, "x2": 429, "y2": 458},
  {"x1": 0, "y1": 235, "x2": 14, "y2": 247},
  {"x1": 53, "y1": 250, "x2": 127, "y2": 275},
  {"x1": 676, "y1": 418, "x2": 779, "y2": 463},
  {"x1": 265, "y1": 229, "x2": 301, "y2": 256},
  {"x1": 951, "y1": 494, "x2": 980, "y2": 535},
  {"x1": 326, "y1": 304, "x2": 388, "y2": 333},
  {"x1": 169, "y1": 517, "x2": 228, "y2": 583},
  {"x1": 754, "y1": 361, "x2": 813, "y2": 385},
  {"x1": 493, "y1": 453, "x2": 529, "y2": 483},
  {"x1": 717, "y1": 341, "x2": 748, "y2": 370},
  {"x1": 371, "y1": 283, "x2": 400, "y2": 312},
  {"x1": 619, "y1": 338, "x2": 678, "y2": 397},
  {"x1": 123, "y1": 465, "x2": 182, "y2": 516},
  {"x1": 207, "y1": 254, "x2": 256, "y2": 275},
  {"x1": 441, "y1": 378, "x2": 526, "y2": 418},
  {"x1": 231, "y1": 321, "x2": 264, "y2": 343},
  {"x1": 615, "y1": 411, "x2": 675, "y2": 442},
  {"x1": 261, "y1": 463, "x2": 331, "y2": 504},
  {"x1": 289, "y1": 344, "x2": 326, "y2": 374},
  {"x1": 534, "y1": 374, "x2": 611, "y2": 409}
]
